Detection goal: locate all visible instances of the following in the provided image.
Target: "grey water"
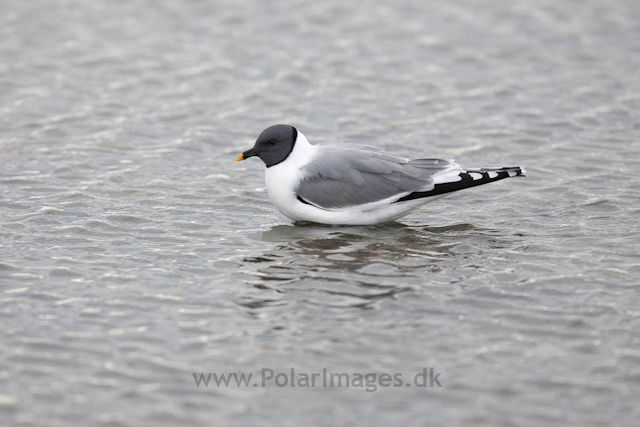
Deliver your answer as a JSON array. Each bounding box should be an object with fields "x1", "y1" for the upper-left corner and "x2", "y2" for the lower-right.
[{"x1": 1, "y1": 0, "x2": 639, "y2": 426}]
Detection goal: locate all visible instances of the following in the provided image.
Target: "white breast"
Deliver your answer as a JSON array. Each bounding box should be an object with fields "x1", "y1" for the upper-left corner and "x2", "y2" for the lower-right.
[{"x1": 264, "y1": 131, "x2": 317, "y2": 221}]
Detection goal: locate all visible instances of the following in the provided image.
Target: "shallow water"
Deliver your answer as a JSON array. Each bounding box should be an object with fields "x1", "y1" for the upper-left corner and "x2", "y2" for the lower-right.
[{"x1": 1, "y1": 0, "x2": 639, "y2": 426}]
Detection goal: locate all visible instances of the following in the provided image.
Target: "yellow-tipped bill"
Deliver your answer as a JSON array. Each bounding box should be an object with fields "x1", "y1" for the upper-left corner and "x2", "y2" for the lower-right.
[{"x1": 236, "y1": 153, "x2": 245, "y2": 162}]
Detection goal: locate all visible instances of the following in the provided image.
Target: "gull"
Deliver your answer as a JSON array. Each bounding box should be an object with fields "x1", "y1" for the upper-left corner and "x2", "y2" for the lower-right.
[{"x1": 236, "y1": 124, "x2": 526, "y2": 225}]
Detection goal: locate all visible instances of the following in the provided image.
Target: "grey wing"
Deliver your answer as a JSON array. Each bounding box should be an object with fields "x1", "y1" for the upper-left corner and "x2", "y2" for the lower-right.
[{"x1": 297, "y1": 145, "x2": 458, "y2": 209}]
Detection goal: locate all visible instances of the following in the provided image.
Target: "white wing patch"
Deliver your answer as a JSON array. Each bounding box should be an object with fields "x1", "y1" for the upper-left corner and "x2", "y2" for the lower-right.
[{"x1": 432, "y1": 171, "x2": 463, "y2": 185}]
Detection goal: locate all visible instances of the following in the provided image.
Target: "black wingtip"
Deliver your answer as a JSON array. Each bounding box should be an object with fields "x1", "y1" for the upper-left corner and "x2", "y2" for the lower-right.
[{"x1": 394, "y1": 167, "x2": 526, "y2": 203}]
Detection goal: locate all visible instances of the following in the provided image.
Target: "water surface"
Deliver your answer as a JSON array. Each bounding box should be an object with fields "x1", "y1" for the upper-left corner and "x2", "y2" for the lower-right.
[{"x1": 1, "y1": 0, "x2": 639, "y2": 426}]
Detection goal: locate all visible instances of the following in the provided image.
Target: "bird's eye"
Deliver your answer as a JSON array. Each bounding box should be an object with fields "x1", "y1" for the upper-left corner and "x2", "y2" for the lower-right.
[{"x1": 267, "y1": 140, "x2": 277, "y2": 147}]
